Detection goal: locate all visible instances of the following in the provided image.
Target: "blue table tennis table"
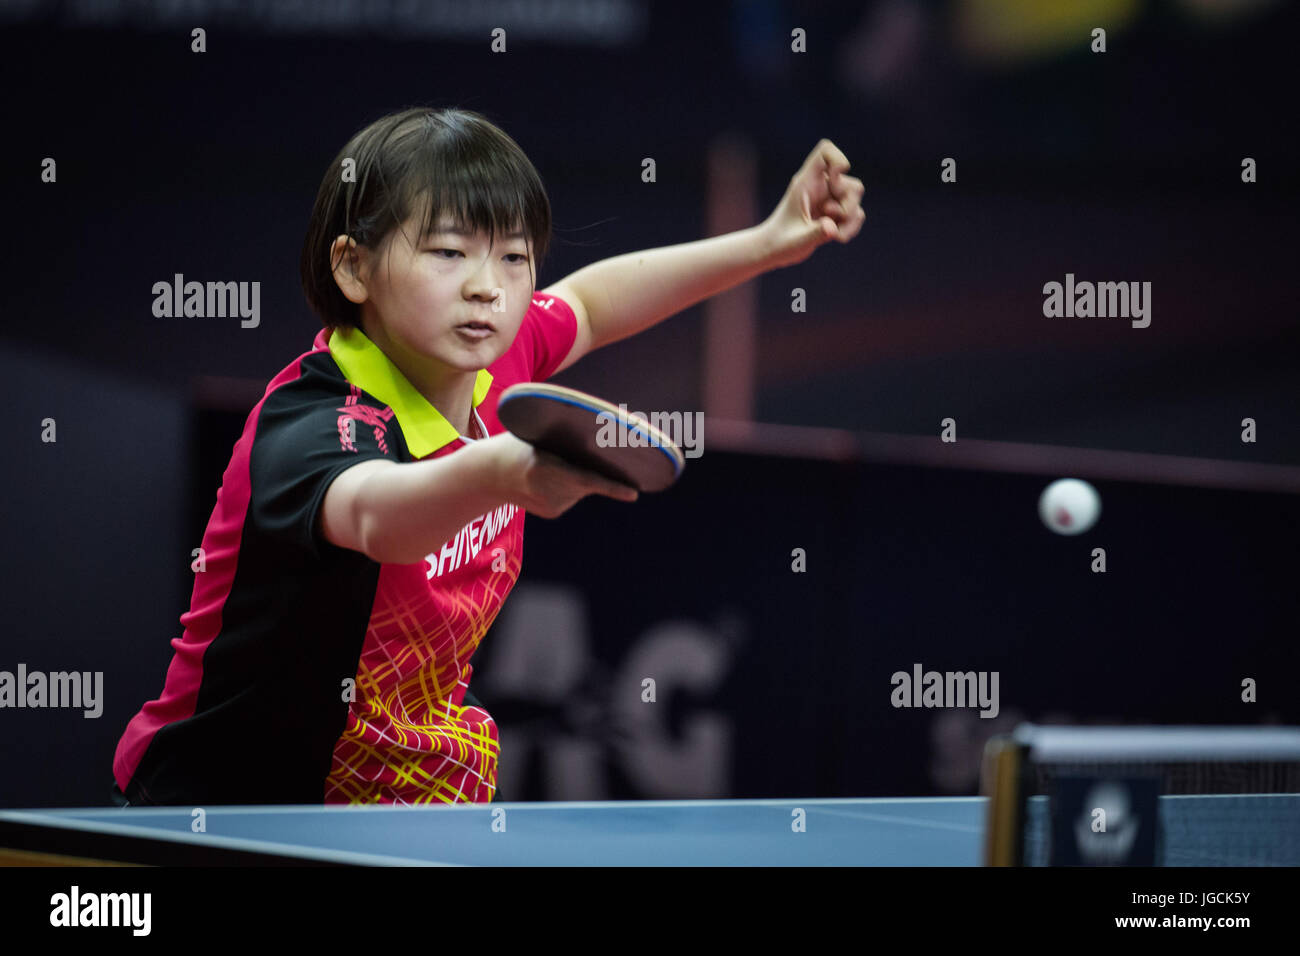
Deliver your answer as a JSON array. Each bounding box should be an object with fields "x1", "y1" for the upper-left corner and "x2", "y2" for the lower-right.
[
  {"x1": 1, "y1": 794, "x2": 1295, "y2": 865},
  {"x1": 0, "y1": 799, "x2": 983, "y2": 866}
]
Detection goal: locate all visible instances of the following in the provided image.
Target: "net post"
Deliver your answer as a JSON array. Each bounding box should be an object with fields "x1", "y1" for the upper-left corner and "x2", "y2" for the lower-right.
[{"x1": 982, "y1": 731, "x2": 1029, "y2": 866}]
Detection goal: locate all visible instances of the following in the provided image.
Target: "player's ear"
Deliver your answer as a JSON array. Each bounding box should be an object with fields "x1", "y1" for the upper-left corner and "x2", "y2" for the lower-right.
[{"x1": 330, "y1": 236, "x2": 369, "y2": 305}]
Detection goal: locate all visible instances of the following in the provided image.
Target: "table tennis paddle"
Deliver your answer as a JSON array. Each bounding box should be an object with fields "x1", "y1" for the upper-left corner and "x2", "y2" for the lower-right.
[{"x1": 497, "y1": 382, "x2": 685, "y2": 492}]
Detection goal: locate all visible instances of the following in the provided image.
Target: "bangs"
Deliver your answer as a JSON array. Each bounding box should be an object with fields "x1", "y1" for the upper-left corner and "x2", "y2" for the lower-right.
[
  {"x1": 386, "y1": 113, "x2": 546, "y2": 256},
  {"x1": 405, "y1": 171, "x2": 530, "y2": 248}
]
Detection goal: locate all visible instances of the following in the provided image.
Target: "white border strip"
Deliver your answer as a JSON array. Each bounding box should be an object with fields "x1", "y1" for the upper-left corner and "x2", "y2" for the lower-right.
[
  {"x1": 7, "y1": 797, "x2": 984, "y2": 818},
  {"x1": 1016, "y1": 725, "x2": 1300, "y2": 762}
]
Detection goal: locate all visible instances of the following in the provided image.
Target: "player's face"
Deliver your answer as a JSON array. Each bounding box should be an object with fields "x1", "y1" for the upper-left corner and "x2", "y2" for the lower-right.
[{"x1": 361, "y1": 213, "x2": 534, "y2": 373}]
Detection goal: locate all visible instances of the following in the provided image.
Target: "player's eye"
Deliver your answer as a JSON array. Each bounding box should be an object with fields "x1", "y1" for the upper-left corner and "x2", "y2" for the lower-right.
[
  {"x1": 505, "y1": 253, "x2": 529, "y2": 263},
  {"x1": 429, "y1": 249, "x2": 463, "y2": 258}
]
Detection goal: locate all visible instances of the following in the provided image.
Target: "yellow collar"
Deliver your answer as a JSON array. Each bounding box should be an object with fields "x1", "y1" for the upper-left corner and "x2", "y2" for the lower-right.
[{"x1": 328, "y1": 326, "x2": 493, "y2": 458}]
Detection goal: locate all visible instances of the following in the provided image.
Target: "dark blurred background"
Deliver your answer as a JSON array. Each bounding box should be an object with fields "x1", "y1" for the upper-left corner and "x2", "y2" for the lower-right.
[{"x1": 1, "y1": 0, "x2": 1296, "y2": 807}]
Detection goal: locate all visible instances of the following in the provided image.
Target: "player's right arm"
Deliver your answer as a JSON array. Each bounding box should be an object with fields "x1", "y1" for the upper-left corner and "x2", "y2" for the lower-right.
[{"x1": 321, "y1": 434, "x2": 637, "y2": 564}]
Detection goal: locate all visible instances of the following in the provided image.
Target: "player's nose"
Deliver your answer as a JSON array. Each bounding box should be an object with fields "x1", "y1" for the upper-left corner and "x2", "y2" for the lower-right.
[{"x1": 463, "y1": 261, "x2": 507, "y2": 301}]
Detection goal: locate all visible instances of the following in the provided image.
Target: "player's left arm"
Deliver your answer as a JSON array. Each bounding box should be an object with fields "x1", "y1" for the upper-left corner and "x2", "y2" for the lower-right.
[{"x1": 544, "y1": 139, "x2": 865, "y2": 374}]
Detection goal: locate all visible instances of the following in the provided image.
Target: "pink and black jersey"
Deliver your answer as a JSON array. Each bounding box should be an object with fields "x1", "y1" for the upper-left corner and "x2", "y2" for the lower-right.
[{"x1": 113, "y1": 295, "x2": 578, "y2": 805}]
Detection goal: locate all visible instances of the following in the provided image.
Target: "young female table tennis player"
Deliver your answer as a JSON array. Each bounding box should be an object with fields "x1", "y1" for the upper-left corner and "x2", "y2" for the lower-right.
[{"x1": 112, "y1": 107, "x2": 863, "y2": 806}]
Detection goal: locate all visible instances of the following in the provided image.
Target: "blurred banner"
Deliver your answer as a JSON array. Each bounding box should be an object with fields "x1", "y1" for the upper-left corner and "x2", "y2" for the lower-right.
[{"x1": 0, "y1": 0, "x2": 650, "y2": 45}]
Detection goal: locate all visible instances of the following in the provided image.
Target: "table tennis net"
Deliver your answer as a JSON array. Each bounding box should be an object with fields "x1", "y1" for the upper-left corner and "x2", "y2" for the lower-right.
[{"x1": 983, "y1": 726, "x2": 1300, "y2": 866}]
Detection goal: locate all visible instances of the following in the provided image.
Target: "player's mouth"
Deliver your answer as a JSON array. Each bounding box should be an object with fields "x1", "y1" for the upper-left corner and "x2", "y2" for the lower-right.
[{"x1": 455, "y1": 320, "x2": 495, "y2": 340}]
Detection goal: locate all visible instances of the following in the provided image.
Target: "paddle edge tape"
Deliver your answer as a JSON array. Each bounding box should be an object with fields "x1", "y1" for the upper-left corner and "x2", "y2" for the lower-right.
[{"x1": 498, "y1": 383, "x2": 686, "y2": 479}]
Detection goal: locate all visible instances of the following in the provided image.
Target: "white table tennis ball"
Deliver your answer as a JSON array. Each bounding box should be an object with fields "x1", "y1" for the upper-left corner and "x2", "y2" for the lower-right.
[{"x1": 1038, "y1": 478, "x2": 1101, "y2": 535}]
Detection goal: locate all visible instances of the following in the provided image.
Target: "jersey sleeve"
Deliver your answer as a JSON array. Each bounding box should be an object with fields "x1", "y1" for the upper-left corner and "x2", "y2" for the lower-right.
[
  {"x1": 248, "y1": 394, "x2": 396, "y2": 562},
  {"x1": 525, "y1": 293, "x2": 579, "y2": 381}
]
